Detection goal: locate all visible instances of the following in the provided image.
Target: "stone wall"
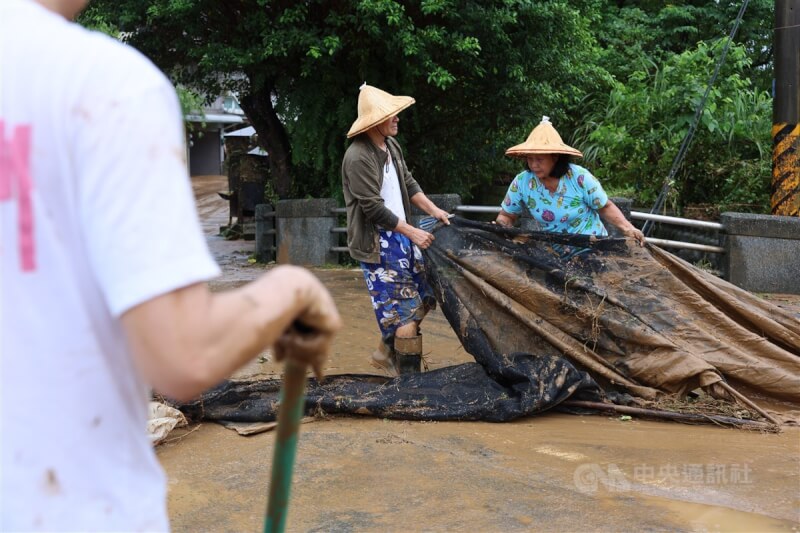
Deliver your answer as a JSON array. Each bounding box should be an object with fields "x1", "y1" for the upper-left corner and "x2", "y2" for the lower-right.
[
  {"x1": 275, "y1": 199, "x2": 338, "y2": 266},
  {"x1": 720, "y1": 213, "x2": 800, "y2": 294}
]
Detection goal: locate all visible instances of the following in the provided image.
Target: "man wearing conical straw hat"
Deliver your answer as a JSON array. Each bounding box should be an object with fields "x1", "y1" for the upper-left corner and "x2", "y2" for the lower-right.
[
  {"x1": 495, "y1": 116, "x2": 645, "y2": 247},
  {"x1": 342, "y1": 84, "x2": 451, "y2": 375}
]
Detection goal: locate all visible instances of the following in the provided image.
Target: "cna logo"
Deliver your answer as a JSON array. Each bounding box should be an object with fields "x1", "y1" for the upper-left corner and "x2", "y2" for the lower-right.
[
  {"x1": 0, "y1": 121, "x2": 36, "y2": 272},
  {"x1": 573, "y1": 463, "x2": 631, "y2": 494}
]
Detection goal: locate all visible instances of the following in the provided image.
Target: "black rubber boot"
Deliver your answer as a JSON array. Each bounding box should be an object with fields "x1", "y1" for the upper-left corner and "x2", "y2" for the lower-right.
[{"x1": 394, "y1": 335, "x2": 422, "y2": 374}]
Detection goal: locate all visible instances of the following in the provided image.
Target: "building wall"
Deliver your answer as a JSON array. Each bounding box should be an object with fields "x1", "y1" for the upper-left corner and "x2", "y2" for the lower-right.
[{"x1": 189, "y1": 129, "x2": 223, "y2": 176}]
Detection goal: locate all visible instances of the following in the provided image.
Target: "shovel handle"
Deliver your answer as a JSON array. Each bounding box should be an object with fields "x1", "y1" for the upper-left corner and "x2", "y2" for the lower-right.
[{"x1": 264, "y1": 358, "x2": 308, "y2": 533}]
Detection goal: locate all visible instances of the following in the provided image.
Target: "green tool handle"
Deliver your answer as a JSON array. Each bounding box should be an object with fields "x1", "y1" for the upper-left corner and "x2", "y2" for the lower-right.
[{"x1": 264, "y1": 359, "x2": 308, "y2": 533}]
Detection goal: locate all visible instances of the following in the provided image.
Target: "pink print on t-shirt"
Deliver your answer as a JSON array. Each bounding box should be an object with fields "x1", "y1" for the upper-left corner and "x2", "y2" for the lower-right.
[{"x1": 0, "y1": 121, "x2": 36, "y2": 272}]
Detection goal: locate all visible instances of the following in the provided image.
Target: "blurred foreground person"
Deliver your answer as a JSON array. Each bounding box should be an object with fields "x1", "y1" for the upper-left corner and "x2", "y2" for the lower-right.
[
  {"x1": 341, "y1": 84, "x2": 450, "y2": 375},
  {"x1": 0, "y1": 1, "x2": 340, "y2": 530}
]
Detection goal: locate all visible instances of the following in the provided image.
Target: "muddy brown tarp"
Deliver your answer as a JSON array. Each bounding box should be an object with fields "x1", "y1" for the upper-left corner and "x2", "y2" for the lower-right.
[{"x1": 178, "y1": 218, "x2": 800, "y2": 425}]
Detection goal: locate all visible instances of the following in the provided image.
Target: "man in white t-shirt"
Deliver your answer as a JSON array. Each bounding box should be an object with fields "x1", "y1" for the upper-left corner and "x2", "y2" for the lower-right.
[
  {"x1": 340, "y1": 85, "x2": 451, "y2": 375},
  {"x1": 0, "y1": 1, "x2": 341, "y2": 530}
]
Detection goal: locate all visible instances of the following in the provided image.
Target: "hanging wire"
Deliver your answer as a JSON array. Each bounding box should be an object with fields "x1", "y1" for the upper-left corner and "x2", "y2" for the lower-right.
[{"x1": 642, "y1": 0, "x2": 752, "y2": 236}]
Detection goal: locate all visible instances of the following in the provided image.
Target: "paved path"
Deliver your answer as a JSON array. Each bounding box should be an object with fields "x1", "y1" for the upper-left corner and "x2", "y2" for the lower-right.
[{"x1": 157, "y1": 178, "x2": 800, "y2": 532}]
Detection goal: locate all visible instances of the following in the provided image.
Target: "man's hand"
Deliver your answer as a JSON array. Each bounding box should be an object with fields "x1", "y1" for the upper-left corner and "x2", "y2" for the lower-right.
[
  {"x1": 274, "y1": 326, "x2": 336, "y2": 380},
  {"x1": 276, "y1": 271, "x2": 342, "y2": 378},
  {"x1": 407, "y1": 226, "x2": 435, "y2": 249},
  {"x1": 290, "y1": 268, "x2": 342, "y2": 336},
  {"x1": 121, "y1": 265, "x2": 341, "y2": 401},
  {"x1": 430, "y1": 207, "x2": 451, "y2": 225},
  {"x1": 410, "y1": 193, "x2": 450, "y2": 227},
  {"x1": 395, "y1": 219, "x2": 435, "y2": 249}
]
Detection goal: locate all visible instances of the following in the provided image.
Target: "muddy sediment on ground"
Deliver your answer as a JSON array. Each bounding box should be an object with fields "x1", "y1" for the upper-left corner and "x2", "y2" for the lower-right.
[
  {"x1": 159, "y1": 177, "x2": 800, "y2": 531},
  {"x1": 160, "y1": 412, "x2": 799, "y2": 532}
]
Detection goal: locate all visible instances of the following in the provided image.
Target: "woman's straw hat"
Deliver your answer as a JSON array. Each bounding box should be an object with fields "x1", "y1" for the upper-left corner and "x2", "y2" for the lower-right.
[
  {"x1": 505, "y1": 116, "x2": 583, "y2": 158},
  {"x1": 347, "y1": 83, "x2": 415, "y2": 138}
]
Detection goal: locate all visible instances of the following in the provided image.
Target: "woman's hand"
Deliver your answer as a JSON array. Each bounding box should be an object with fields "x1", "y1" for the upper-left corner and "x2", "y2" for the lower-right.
[
  {"x1": 598, "y1": 201, "x2": 645, "y2": 246},
  {"x1": 494, "y1": 211, "x2": 516, "y2": 228},
  {"x1": 622, "y1": 226, "x2": 646, "y2": 246}
]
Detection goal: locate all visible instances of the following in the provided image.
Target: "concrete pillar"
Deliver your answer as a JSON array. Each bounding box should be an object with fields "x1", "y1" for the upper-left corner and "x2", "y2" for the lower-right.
[
  {"x1": 720, "y1": 212, "x2": 800, "y2": 294},
  {"x1": 409, "y1": 193, "x2": 462, "y2": 227},
  {"x1": 276, "y1": 198, "x2": 338, "y2": 266},
  {"x1": 254, "y1": 204, "x2": 275, "y2": 263}
]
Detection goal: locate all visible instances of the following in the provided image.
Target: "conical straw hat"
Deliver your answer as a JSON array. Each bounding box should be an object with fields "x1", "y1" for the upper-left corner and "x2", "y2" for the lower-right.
[
  {"x1": 346, "y1": 83, "x2": 415, "y2": 138},
  {"x1": 505, "y1": 116, "x2": 583, "y2": 158}
]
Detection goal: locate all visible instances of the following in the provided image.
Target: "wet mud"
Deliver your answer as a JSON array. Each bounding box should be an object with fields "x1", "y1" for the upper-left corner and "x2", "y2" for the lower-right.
[{"x1": 157, "y1": 177, "x2": 800, "y2": 532}]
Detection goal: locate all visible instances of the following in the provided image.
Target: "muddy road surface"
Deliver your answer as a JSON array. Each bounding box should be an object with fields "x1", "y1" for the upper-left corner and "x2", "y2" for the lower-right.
[{"x1": 156, "y1": 177, "x2": 800, "y2": 532}]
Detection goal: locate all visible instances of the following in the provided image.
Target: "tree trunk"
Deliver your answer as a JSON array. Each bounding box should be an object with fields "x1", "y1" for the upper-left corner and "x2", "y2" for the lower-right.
[{"x1": 240, "y1": 86, "x2": 293, "y2": 199}]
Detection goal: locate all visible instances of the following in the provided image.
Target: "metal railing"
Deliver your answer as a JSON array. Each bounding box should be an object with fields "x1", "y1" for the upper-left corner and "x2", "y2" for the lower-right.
[
  {"x1": 629, "y1": 211, "x2": 724, "y2": 253},
  {"x1": 630, "y1": 211, "x2": 723, "y2": 230},
  {"x1": 329, "y1": 205, "x2": 725, "y2": 255},
  {"x1": 455, "y1": 206, "x2": 726, "y2": 253},
  {"x1": 330, "y1": 207, "x2": 349, "y2": 252}
]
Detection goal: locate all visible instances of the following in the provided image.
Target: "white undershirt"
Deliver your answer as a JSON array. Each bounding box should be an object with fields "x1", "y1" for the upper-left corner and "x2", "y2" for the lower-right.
[{"x1": 380, "y1": 150, "x2": 406, "y2": 222}]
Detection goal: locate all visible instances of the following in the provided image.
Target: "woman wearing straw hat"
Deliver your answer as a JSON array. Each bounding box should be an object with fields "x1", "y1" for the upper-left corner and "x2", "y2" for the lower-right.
[
  {"x1": 495, "y1": 116, "x2": 645, "y2": 247},
  {"x1": 342, "y1": 84, "x2": 451, "y2": 375}
]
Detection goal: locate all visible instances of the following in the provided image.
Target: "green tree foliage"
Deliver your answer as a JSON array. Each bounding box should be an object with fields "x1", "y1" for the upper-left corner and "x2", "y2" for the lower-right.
[
  {"x1": 591, "y1": 0, "x2": 773, "y2": 90},
  {"x1": 81, "y1": 0, "x2": 602, "y2": 200},
  {"x1": 81, "y1": 0, "x2": 775, "y2": 212},
  {"x1": 568, "y1": 0, "x2": 775, "y2": 213},
  {"x1": 575, "y1": 42, "x2": 771, "y2": 212},
  {"x1": 75, "y1": 6, "x2": 119, "y2": 37}
]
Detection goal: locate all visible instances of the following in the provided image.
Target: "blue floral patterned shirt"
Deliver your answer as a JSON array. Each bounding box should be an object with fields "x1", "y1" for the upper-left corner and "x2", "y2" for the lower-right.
[{"x1": 500, "y1": 164, "x2": 609, "y2": 236}]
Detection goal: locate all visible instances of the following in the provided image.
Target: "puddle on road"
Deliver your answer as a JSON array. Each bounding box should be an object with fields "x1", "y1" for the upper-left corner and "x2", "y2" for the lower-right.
[
  {"x1": 160, "y1": 413, "x2": 800, "y2": 532},
  {"x1": 634, "y1": 496, "x2": 798, "y2": 532}
]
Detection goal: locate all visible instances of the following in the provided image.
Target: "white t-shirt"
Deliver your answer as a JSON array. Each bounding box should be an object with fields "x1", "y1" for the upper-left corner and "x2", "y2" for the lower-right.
[
  {"x1": 379, "y1": 151, "x2": 406, "y2": 222},
  {"x1": 0, "y1": 1, "x2": 220, "y2": 530}
]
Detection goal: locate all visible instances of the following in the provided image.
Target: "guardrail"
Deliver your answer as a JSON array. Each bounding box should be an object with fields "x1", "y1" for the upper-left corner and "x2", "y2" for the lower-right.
[
  {"x1": 330, "y1": 207, "x2": 348, "y2": 253},
  {"x1": 248, "y1": 200, "x2": 799, "y2": 292},
  {"x1": 630, "y1": 212, "x2": 724, "y2": 253},
  {"x1": 329, "y1": 205, "x2": 725, "y2": 255}
]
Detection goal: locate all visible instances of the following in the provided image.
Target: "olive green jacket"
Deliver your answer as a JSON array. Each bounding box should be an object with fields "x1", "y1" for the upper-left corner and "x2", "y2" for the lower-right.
[{"x1": 341, "y1": 135, "x2": 422, "y2": 263}]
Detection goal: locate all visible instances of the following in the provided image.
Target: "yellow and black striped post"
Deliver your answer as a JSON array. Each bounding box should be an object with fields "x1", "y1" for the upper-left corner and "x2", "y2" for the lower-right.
[
  {"x1": 772, "y1": 0, "x2": 799, "y2": 217},
  {"x1": 773, "y1": 123, "x2": 799, "y2": 216}
]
